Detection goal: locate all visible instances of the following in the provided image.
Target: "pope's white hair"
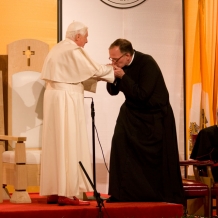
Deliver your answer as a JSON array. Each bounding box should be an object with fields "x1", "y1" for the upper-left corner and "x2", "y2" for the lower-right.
[
  {"x1": 66, "y1": 27, "x2": 88, "y2": 40},
  {"x1": 65, "y1": 21, "x2": 88, "y2": 40}
]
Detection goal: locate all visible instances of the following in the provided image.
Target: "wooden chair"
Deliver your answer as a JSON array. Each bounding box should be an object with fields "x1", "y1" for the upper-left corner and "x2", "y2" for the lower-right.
[
  {"x1": 184, "y1": 159, "x2": 218, "y2": 217},
  {"x1": 198, "y1": 161, "x2": 218, "y2": 217},
  {"x1": 180, "y1": 160, "x2": 211, "y2": 217},
  {"x1": 0, "y1": 70, "x2": 11, "y2": 202},
  {"x1": 0, "y1": 135, "x2": 29, "y2": 202},
  {"x1": 0, "y1": 39, "x2": 49, "y2": 203},
  {"x1": 189, "y1": 124, "x2": 218, "y2": 217}
]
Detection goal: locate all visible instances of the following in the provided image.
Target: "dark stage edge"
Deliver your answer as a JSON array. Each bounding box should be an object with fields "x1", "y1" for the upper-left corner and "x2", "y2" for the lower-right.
[{"x1": 0, "y1": 193, "x2": 184, "y2": 218}]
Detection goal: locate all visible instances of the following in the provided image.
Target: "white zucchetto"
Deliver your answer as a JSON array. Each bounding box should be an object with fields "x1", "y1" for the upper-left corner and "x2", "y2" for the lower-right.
[{"x1": 66, "y1": 21, "x2": 87, "y2": 32}]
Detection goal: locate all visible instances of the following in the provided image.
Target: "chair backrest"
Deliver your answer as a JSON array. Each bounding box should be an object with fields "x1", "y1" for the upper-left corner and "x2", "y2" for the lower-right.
[{"x1": 7, "y1": 39, "x2": 49, "y2": 149}]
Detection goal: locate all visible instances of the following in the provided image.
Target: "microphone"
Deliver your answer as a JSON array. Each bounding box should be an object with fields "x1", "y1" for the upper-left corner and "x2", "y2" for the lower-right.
[{"x1": 84, "y1": 97, "x2": 95, "y2": 118}]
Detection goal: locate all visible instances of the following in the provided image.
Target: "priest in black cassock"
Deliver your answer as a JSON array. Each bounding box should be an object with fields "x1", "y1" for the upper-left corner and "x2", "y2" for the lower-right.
[
  {"x1": 190, "y1": 125, "x2": 218, "y2": 181},
  {"x1": 106, "y1": 38, "x2": 185, "y2": 205},
  {"x1": 190, "y1": 125, "x2": 218, "y2": 162}
]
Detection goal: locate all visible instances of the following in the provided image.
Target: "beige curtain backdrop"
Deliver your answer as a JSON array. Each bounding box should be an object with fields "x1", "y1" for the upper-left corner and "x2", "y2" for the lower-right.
[
  {"x1": 0, "y1": 0, "x2": 57, "y2": 54},
  {"x1": 185, "y1": 0, "x2": 218, "y2": 158}
]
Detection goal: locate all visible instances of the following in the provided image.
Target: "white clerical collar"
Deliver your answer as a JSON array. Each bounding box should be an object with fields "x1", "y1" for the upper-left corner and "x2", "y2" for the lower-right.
[{"x1": 128, "y1": 51, "x2": 135, "y2": 66}]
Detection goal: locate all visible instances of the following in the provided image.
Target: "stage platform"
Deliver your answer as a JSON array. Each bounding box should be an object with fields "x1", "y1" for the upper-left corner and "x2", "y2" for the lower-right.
[{"x1": 0, "y1": 193, "x2": 184, "y2": 218}]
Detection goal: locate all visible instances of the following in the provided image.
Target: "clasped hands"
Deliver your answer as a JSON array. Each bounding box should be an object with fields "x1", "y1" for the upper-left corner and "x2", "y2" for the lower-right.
[{"x1": 107, "y1": 63, "x2": 125, "y2": 79}]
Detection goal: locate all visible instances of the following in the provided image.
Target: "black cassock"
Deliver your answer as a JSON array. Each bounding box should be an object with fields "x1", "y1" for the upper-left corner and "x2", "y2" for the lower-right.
[
  {"x1": 107, "y1": 51, "x2": 185, "y2": 205},
  {"x1": 190, "y1": 125, "x2": 218, "y2": 181},
  {"x1": 190, "y1": 125, "x2": 218, "y2": 161}
]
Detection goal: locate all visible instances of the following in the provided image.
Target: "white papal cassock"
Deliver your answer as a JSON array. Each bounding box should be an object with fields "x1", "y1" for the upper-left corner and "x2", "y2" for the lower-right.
[{"x1": 40, "y1": 38, "x2": 114, "y2": 197}]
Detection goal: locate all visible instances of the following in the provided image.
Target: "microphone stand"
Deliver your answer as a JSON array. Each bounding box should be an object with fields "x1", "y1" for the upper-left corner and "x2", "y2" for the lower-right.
[
  {"x1": 79, "y1": 161, "x2": 104, "y2": 218},
  {"x1": 84, "y1": 97, "x2": 96, "y2": 196}
]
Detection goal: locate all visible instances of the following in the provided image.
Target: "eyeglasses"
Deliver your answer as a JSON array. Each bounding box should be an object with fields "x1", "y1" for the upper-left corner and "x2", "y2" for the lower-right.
[{"x1": 109, "y1": 53, "x2": 126, "y2": 63}]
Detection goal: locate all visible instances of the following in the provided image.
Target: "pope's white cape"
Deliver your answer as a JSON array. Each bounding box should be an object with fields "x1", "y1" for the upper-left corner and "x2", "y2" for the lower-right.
[{"x1": 41, "y1": 38, "x2": 114, "y2": 92}]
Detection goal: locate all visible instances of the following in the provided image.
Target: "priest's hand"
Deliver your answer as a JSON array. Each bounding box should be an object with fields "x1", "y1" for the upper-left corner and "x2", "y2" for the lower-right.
[{"x1": 113, "y1": 66, "x2": 125, "y2": 79}]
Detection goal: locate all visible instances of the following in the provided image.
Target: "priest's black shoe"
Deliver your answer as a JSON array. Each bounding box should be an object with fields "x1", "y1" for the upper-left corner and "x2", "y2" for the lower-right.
[{"x1": 106, "y1": 196, "x2": 119, "y2": 203}]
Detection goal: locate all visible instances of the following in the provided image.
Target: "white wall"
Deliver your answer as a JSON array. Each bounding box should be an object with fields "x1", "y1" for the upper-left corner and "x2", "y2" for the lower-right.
[{"x1": 62, "y1": 0, "x2": 184, "y2": 194}]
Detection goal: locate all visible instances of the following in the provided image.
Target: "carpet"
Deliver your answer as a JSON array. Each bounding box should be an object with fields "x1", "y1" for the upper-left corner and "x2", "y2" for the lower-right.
[{"x1": 0, "y1": 193, "x2": 184, "y2": 218}]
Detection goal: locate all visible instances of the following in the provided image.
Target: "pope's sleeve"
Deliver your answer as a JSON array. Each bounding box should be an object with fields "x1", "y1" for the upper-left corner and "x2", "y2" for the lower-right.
[{"x1": 79, "y1": 48, "x2": 115, "y2": 83}]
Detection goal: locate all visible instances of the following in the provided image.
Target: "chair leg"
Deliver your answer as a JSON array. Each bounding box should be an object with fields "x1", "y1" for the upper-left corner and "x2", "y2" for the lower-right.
[
  {"x1": 212, "y1": 195, "x2": 218, "y2": 217},
  {"x1": 210, "y1": 196, "x2": 213, "y2": 218},
  {"x1": 183, "y1": 206, "x2": 188, "y2": 217},
  {"x1": 183, "y1": 200, "x2": 188, "y2": 217},
  {"x1": 10, "y1": 142, "x2": 31, "y2": 203},
  {"x1": 2, "y1": 185, "x2": 10, "y2": 200},
  {"x1": 216, "y1": 196, "x2": 218, "y2": 217},
  {"x1": 204, "y1": 195, "x2": 209, "y2": 218},
  {"x1": 10, "y1": 164, "x2": 31, "y2": 203},
  {"x1": 10, "y1": 191, "x2": 31, "y2": 203}
]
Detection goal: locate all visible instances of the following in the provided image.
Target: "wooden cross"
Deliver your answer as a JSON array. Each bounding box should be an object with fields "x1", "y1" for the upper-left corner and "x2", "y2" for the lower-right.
[{"x1": 23, "y1": 46, "x2": 35, "y2": 66}]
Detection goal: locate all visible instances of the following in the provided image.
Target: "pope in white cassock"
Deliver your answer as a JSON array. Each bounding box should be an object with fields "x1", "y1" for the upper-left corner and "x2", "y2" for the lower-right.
[{"x1": 40, "y1": 21, "x2": 114, "y2": 206}]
